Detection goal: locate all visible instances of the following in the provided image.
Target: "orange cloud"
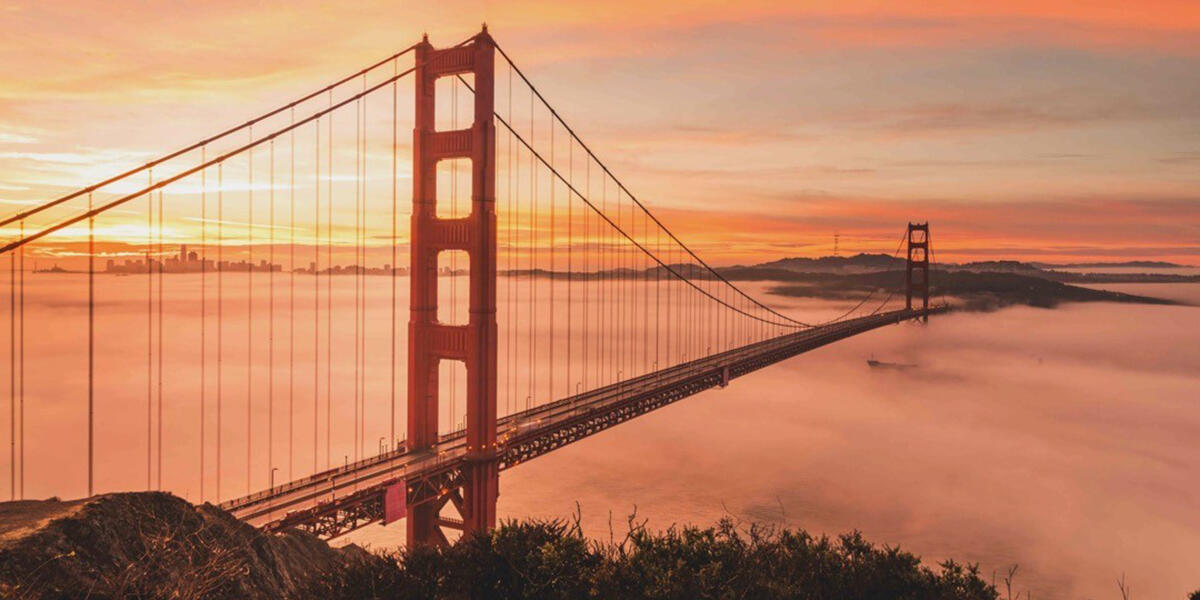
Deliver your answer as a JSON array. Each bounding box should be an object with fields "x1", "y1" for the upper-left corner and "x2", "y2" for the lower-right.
[{"x1": 2, "y1": 1, "x2": 1198, "y2": 269}]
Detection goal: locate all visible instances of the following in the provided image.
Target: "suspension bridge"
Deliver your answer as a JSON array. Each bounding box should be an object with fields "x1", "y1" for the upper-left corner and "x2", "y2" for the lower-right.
[{"x1": 0, "y1": 27, "x2": 944, "y2": 547}]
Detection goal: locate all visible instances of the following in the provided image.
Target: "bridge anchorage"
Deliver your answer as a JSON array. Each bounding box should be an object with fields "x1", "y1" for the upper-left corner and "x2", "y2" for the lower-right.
[{"x1": 1, "y1": 25, "x2": 945, "y2": 547}]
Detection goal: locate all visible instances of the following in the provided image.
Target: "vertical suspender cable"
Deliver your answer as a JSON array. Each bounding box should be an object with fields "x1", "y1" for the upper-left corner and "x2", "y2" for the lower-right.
[
  {"x1": 289, "y1": 111, "x2": 296, "y2": 479},
  {"x1": 515, "y1": 80, "x2": 523, "y2": 412},
  {"x1": 585, "y1": 161, "x2": 591, "y2": 389},
  {"x1": 325, "y1": 91, "x2": 333, "y2": 470},
  {"x1": 312, "y1": 117, "x2": 321, "y2": 472},
  {"x1": 642, "y1": 209, "x2": 648, "y2": 375},
  {"x1": 390, "y1": 60, "x2": 398, "y2": 448},
  {"x1": 87, "y1": 193, "x2": 94, "y2": 496},
  {"x1": 355, "y1": 77, "x2": 364, "y2": 453},
  {"x1": 247, "y1": 130, "x2": 254, "y2": 495},
  {"x1": 146, "y1": 171, "x2": 153, "y2": 491},
  {"x1": 217, "y1": 163, "x2": 223, "y2": 501},
  {"x1": 17, "y1": 221, "x2": 22, "y2": 499},
  {"x1": 200, "y1": 147, "x2": 207, "y2": 502},
  {"x1": 631, "y1": 200, "x2": 636, "y2": 373},
  {"x1": 548, "y1": 116, "x2": 554, "y2": 403},
  {"x1": 605, "y1": 178, "x2": 612, "y2": 382},
  {"x1": 506, "y1": 66, "x2": 514, "y2": 417},
  {"x1": 599, "y1": 176, "x2": 605, "y2": 382},
  {"x1": 8, "y1": 236, "x2": 13, "y2": 500},
  {"x1": 566, "y1": 137, "x2": 572, "y2": 396},
  {"x1": 269, "y1": 139, "x2": 275, "y2": 485},
  {"x1": 630, "y1": 194, "x2": 636, "y2": 376},
  {"x1": 312, "y1": 116, "x2": 320, "y2": 473},
  {"x1": 520, "y1": 97, "x2": 530, "y2": 408},
  {"x1": 156, "y1": 187, "x2": 164, "y2": 489},
  {"x1": 353, "y1": 93, "x2": 361, "y2": 459},
  {"x1": 528, "y1": 91, "x2": 535, "y2": 409}
]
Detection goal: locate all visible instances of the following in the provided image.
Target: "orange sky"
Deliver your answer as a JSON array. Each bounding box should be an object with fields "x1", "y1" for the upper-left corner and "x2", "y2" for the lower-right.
[{"x1": 1, "y1": 0, "x2": 1198, "y2": 265}]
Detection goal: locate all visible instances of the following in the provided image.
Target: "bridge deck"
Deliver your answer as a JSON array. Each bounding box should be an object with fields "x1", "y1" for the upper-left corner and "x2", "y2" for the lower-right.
[{"x1": 220, "y1": 307, "x2": 943, "y2": 538}]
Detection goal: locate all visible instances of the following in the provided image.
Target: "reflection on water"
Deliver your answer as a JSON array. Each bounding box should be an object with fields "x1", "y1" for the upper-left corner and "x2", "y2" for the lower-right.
[{"x1": 4, "y1": 273, "x2": 1199, "y2": 599}]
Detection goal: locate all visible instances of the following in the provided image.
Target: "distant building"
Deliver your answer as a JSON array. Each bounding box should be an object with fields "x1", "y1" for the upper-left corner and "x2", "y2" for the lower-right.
[
  {"x1": 105, "y1": 244, "x2": 280, "y2": 274},
  {"x1": 103, "y1": 244, "x2": 409, "y2": 276}
]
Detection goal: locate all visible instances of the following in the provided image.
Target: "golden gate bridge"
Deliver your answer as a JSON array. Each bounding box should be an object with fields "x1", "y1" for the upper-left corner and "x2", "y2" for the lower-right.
[{"x1": 0, "y1": 27, "x2": 943, "y2": 547}]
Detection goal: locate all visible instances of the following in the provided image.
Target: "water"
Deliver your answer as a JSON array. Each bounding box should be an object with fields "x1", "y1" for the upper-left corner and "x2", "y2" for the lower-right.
[{"x1": 3, "y1": 274, "x2": 1197, "y2": 598}]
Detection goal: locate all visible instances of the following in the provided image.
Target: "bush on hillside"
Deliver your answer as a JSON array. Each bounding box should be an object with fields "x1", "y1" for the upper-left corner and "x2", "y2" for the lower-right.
[{"x1": 309, "y1": 516, "x2": 998, "y2": 600}]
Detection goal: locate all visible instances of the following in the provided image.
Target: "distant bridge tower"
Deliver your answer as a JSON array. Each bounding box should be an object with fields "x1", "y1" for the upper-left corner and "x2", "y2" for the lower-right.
[
  {"x1": 905, "y1": 222, "x2": 930, "y2": 321},
  {"x1": 407, "y1": 28, "x2": 498, "y2": 547}
]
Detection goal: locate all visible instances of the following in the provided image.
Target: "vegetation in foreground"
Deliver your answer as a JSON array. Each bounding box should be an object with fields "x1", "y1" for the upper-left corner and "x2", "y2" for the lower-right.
[
  {"x1": 5, "y1": 493, "x2": 1193, "y2": 599},
  {"x1": 1, "y1": 492, "x2": 999, "y2": 600},
  {"x1": 312, "y1": 516, "x2": 999, "y2": 600}
]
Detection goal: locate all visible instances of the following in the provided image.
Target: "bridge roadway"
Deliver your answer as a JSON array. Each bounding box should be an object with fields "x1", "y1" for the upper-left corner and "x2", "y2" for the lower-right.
[{"x1": 220, "y1": 306, "x2": 944, "y2": 539}]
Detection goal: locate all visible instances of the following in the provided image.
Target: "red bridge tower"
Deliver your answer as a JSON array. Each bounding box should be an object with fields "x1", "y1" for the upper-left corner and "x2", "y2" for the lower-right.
[
  {"x1": 905, "y1": 222, "x2": 930, "y2": 321},
  {"x1": 407, "y1": 29, "x2": 498, "y2": 546}
]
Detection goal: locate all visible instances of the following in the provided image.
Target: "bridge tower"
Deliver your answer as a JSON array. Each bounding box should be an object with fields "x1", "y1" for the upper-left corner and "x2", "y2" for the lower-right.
[
  {"x1": 905, "y1": 222, "x2": 930, "y2": 321},
  {"x1": 407, "y1": 28, "x2": 498, "y2": 546}
]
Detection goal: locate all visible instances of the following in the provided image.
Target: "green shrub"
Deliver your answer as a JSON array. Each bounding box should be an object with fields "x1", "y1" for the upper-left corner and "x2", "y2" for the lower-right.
[{"x1": 307, "y1": 517, "x2": 998, "y2": 600}]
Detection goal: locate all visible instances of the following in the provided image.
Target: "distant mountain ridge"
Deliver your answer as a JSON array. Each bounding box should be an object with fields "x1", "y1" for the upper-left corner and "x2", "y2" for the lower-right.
[
  {"x1": 753, "y1": 253, "x2": 904, "y2": 273},
  {"x1": 744, "y1": 255, "x2": 1192, "y2": 277},
  {"x1": 1031, "y1": 260, "x2": 1185, "y2": 269},
  {"x1": 497, "y1": 255, "x2": 1196, "y2": 285}
]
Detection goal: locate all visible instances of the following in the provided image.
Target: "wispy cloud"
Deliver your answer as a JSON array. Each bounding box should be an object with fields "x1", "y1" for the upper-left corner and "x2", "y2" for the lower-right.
[{"x1": 0, "y1": 0, "x2": 1197, "y2": 266}]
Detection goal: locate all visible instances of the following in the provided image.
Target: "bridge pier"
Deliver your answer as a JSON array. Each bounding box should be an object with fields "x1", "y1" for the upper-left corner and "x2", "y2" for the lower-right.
[{"x1": 407, "y1": 27, "x2": 498, "y2": 547}]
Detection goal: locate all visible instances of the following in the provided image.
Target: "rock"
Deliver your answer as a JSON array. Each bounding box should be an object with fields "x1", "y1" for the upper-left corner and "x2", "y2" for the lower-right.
[{"x1": 0, "y1": 492, "x2": 365, "y2": 599}]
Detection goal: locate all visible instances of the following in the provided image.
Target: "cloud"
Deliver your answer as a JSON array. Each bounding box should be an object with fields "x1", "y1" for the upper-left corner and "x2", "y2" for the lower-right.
[
  {"x1": 643, "y1": 193, "x2": 1200, "y2": 265},
  {"x1": 1158, "y1": 152, "x2": 1200, "y2": 165},
  {"x1": 844, "y1": 101, "x2": 1136, "y2": 136},
  {"x1": 0, "y1": 131, "x2": 38, "y2": 145},
  {"x1": 1, "y1": 1, "x2": 1198, "y2": 268}
]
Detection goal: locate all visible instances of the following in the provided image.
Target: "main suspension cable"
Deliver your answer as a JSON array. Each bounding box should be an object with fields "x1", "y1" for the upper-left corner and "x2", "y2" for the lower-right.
[
  {"x1": 1, "y1": 45, "x2": 420, "y2": 229},
  {"x1": 487, "y1": 43, "x2": 812, "y2": 329},
  {"x1": 454, "y1": 72, "x2": 811, "y2": 330}
]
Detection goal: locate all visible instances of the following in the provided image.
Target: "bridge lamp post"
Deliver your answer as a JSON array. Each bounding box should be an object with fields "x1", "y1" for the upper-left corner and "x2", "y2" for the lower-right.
[
  {"x1": 269, "y1": 467, "x2": 278, "y2": 490},
  {"x1": 378, "y1": 437, "x2": 386, "y2": 456}
]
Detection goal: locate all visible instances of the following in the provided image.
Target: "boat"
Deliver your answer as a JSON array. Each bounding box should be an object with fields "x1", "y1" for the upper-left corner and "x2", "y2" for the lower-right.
[{"x1": 866, "y1": 355, "x2": 917, "y2": 370}]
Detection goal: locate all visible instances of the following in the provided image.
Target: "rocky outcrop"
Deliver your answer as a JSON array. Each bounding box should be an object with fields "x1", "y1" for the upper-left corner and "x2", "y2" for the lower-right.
[{"x1": 0, "y1": 492, "x2": 372, "y2": 599}]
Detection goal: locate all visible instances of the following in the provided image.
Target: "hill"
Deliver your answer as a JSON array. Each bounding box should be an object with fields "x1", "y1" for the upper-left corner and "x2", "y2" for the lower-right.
[
  {"x1": 753, "y1": 253, "x2": 904, "y2": 273},
  {"x1": 769, "y1": 270, "x2": 1181, "y2": 311},
  {"x1": 1031, "y1": 260, "x2": 1186, "y2": 269}
]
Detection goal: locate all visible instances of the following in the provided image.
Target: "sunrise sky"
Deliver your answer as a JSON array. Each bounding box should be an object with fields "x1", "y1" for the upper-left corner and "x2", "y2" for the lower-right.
[{"x1": 1, "y1": 0, "x2": 1198, "y2": 265}]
